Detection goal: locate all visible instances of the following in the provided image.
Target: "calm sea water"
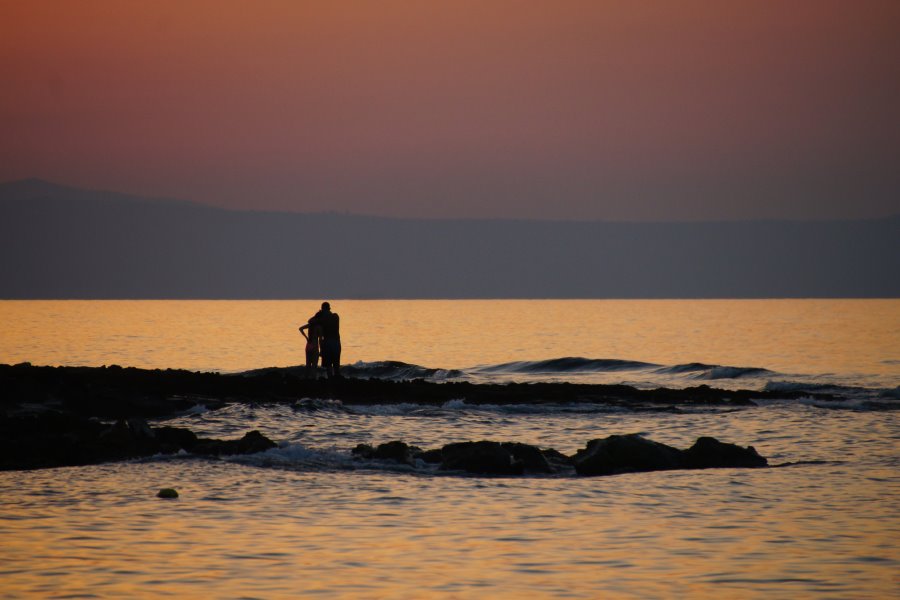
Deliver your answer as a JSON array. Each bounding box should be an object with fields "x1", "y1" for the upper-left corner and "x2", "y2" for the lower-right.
[{"x1": 1, "y1": 300, "x2": 898, "y2": 598}]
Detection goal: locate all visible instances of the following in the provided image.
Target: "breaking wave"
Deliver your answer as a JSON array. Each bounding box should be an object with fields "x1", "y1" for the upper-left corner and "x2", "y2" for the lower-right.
[
  {"x1": 342, "y1": 357, "x2": 776, "y2": 382},
  {"x1": 238, "y1": 357, "x2": 894, "y2": 403},
  {"x1": 225, "y1": 442, "x2": 445, "y2": 476},
  {"x1": 288, "y1": 397, "x2": 633, "y2": 417},
  {"x1": 341, "y1": 360, "x2": 463, "y2": 381},
  {"x1": 475, "y1": 357, "x2": 657, "y2": 374},
  {"x1": 345, "y1": 398, "x2": 633, "y2": 416},
  {"x1": 656, "y1": 363, "x2": 773, "y2": 380}
]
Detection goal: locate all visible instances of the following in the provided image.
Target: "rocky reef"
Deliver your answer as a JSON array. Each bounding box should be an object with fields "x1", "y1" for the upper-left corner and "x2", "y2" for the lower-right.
[
  {"x1": 0, "y1": 412, "x2": 276, "y2": 471},
  {"x1": 351, "y1": 434, "x2": 767, "y2": 477},
  {"x1": 1, "y1": 363, "x2": 781, "y2": 473},
  {"x1": 0, "y1": 363, "x2": 836, "y2": 422}
]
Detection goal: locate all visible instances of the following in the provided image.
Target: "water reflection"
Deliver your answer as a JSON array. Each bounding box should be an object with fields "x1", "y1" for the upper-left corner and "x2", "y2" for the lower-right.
[
  {"x1": 1, "y1": 405, "x2": 897, "y2": 598},
  {"x1": 1, "y1": 299, "x2": 898, "y2": 597}
]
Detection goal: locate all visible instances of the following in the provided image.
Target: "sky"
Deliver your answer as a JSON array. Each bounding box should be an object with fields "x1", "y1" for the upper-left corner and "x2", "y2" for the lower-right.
[{"x1": 1, "y1": 1, "x2": 899, "y2": 220}]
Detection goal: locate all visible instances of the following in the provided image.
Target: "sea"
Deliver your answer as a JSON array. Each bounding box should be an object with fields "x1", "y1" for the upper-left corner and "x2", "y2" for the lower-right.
[{"x1": 1, "y1": 299, "x2": 898, "y2": 599}]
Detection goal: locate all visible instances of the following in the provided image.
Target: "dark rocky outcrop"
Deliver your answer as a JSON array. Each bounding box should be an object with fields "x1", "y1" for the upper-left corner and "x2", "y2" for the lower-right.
[
  {"x1": 351, "y1": 443, "x2": 376, "y2": 458},
  {"x1": 683, "y1": 436, "x2": 768, "y2": 468},
  {"x1": 572, "y1": 433, "x2": 768, "y2": 476},
  {"x1": 440, "y1": 441, "x2": 525, "y2": 475},
  {"x1": 193, "y1": 430, "x2": 277, "y2": 456},
  {"x1": 540, "y1": 448, "x2": 573, "y2": 471},
  {"x1": 354, "y1": 440, "x2": 559, "y2": 474},
  {"x1": 0, "y1": 363, "x2": 840, "y2": 424},
  {"x1": 154, "y1": 426, "x2": 200, "y2": 453},
  {"x1": 413, "y1": 447, "x2": 444, "y2": 464},
  {"x1": 573, "y1": 434, "x2": 685, "y2": 476},
  {"x1": 431, "y1": 441, "x2": 561, "y2": 475},
  {"x1": 0, "y1": 413, "x2": 276, "y2": 471},
  {"x1": 352, "y1": 435, "x2": 771, "y2": 478},
  {"x1": 352, "y1": 440, "x2": 415, "y2": 465},
  {"x1": 501, "y1": 442, "x2": 554, "y2": 473},
  {"x1": 1, "y1": 364, "x2": 778, "y2": 475}
]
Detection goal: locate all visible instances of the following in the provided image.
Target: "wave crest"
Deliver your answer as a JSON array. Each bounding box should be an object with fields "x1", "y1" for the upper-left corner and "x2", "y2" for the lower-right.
[
  {"x1": 476, "y1": 357, "x2": 656, "y2": 374},
  {"x1": 657, "y1": 363, "x2": 772, "y2": 380},
  {"x1": 341, "y1": 360, "x2": 463, "y2": 381}
]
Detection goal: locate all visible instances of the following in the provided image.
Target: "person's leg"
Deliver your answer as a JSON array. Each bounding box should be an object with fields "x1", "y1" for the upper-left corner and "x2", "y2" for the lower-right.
[
  {"x1": 319, "y1": 343, "x2": 329, "y2": 377},
  {"x1": 324, "y1": 339, "x2": 340, "y2": 378},
  {"x1": 333, "y1": 341, "x2": 341, "y2": 378}
]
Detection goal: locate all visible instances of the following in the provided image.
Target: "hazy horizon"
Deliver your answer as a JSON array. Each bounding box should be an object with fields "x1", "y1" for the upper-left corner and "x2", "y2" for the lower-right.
[{"x1": 2, "y1": 179, "x2": 897, "y2": 299}]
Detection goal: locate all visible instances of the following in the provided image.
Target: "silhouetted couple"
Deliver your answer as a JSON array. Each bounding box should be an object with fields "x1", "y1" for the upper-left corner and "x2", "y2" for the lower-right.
[{"x1": 299, "y1": 301, "x2": 341, "y2": 379}]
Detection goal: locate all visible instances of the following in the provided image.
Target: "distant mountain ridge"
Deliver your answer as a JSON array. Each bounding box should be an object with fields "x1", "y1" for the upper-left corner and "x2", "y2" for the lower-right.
[{"x1": 1, "y1": 179, "x2": 898, "y2": 298}]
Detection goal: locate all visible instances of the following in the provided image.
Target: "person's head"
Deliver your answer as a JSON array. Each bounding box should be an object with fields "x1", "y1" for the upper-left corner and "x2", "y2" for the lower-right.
[{"x1": 321, "y1": 301, "x2": 331, "y2": 312}]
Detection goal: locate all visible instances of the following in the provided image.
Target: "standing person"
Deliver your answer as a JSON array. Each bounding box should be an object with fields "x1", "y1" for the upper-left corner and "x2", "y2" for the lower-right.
[
  {"x1": 298, "y1": 321, "x2": 321, "y2": 378},
  {"x1": 309, "y1": 301, "x2": 341, "y2": 379}
]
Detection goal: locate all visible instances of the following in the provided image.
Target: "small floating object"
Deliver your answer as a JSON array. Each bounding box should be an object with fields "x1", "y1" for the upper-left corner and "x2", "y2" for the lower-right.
[{"x1": 157, "y1": 488, "x2": 179, "y2": 499}]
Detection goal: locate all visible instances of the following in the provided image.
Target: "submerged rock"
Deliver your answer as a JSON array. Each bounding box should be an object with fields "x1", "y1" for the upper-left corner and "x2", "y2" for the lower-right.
[
  {"x1": 573, "y1": 434, "x2": 685, "y2": 476},
  {"x1": 157, "y1": 488, "x2": 179, "y2": 499}
]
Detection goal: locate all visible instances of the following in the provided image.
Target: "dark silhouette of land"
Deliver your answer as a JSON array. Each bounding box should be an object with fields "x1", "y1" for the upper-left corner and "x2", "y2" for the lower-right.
[
  {"x1": 1, "y1": 363, "x2": 786, "y2": 473},
  {"x1": 1, "y1": 362, "x2": 835, "y2": 425},
  {"x1": 2, "y1": 178, "x2": 898, "y2": 298}
]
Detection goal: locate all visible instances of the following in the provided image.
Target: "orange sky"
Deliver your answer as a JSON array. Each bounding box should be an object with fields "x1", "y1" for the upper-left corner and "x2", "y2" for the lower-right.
[{"x1": 2, "y1": 1, "x2": 898, "y2": 219}]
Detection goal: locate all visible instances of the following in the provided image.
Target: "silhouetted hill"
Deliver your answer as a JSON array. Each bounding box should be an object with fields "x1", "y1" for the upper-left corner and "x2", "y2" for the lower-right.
[{"x1": 1, "y1": 179, "x2": 897, "y2": 298}]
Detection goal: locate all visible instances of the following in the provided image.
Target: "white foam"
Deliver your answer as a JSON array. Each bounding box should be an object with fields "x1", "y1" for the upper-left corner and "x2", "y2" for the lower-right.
[
  {"x1": 226, "y1": 441, "x2": 354, "y2": 470},
  {"x1": 293, "y1": 397, "x2": 345, "y2": 411},
  {"x1": 347, "y1": 403, "x2": 439, "y2": 416}
]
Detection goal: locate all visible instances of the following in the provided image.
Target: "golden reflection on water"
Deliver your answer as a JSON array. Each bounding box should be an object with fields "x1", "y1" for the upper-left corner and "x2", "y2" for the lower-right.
[
  {"x1": 0, "y1": 297, "x2": 898, "y2": 599},
  {"x1": 1, "y1": 452, "x2": 898, "y2": 599},
  {"x1": 1, "y1": 299, "x2": 898, "y2": 379}
]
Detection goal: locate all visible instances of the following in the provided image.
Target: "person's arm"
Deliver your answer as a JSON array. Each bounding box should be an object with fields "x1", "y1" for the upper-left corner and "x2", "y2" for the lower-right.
[{"x1": 299, "y1": 323, "x2": 309, "y2": 340}]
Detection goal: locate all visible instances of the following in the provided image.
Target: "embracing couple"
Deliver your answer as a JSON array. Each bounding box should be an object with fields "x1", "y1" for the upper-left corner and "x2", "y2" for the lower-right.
[{"x1": 299, "y1": 301, "x2": 341, "y2": 379}]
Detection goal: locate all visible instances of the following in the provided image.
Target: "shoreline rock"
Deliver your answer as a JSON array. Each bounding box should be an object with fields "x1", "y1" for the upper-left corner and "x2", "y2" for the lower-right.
[
  {"x1": 0, "y1": 413, "x2": 276, "y2": 471},
  {"x1": 573, "y1": 434, "x2": 685, "y2": 476},
  {"x1": 0, "y1": 364, "x2": 781, "y2": 474},
  {"x1": 0, "y1": 363, "x2": 838, "y2": 423},
  {"x1": 352, "y1": 435, "x2": 768, "y2": 477}
]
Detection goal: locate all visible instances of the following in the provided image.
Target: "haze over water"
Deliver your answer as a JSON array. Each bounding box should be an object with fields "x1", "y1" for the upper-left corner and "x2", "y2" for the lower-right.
[{"x1": 1, "y1": 299, "x2": 898, "y2": 598}]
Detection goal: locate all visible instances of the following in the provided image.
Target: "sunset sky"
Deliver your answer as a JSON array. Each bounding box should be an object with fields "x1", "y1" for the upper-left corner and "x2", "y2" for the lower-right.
[{"x1": 2, "y1": 1, "x2": 898, "y2": 220}]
